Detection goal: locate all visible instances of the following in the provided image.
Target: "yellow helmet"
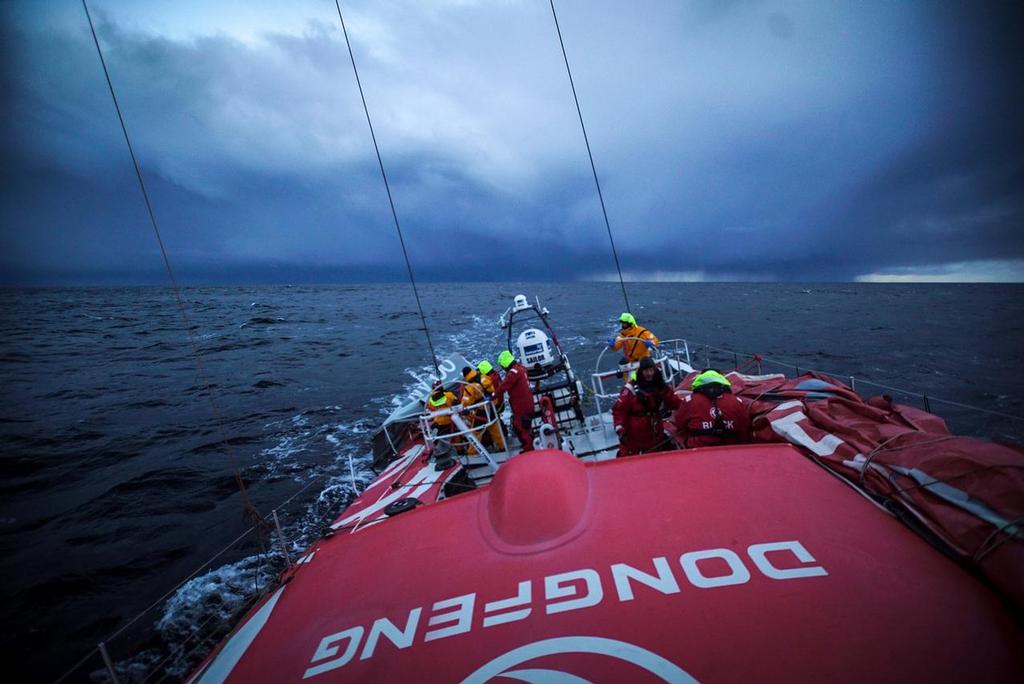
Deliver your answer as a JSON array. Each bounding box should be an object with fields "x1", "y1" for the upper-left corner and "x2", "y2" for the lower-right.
[{"x1": 692, "y1": 370, "x2": 731, "y2": 389}]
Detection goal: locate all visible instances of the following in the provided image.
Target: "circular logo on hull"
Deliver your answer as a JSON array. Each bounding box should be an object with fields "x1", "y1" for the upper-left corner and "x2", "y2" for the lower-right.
[{"x1": 461, "y1": 636, "x2": 700, "y2": 683}]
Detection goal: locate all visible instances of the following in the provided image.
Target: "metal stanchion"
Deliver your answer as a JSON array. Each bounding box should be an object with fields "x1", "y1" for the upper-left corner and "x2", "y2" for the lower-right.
[
  {"x1": 98, "y1": 642, "x2": 120, "y2": 684},
  {"x1": 347, "y1": 453, "x2": 360, "y2": 495},
  {"x1": 271, "y1": 510, "x2": 292, "y2": 568}
]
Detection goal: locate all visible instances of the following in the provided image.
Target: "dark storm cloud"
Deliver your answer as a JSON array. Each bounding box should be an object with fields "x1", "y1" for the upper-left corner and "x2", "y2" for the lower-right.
[
  {"x1": 584, "y1": 1, "x2": 1024, "y2": 282},
  {"x1": 818, "y1": 1, "x2": 1024, "y2": 280},
  {"x1": 1, "y1": 0, "x2": 1021, "y2": 284}
]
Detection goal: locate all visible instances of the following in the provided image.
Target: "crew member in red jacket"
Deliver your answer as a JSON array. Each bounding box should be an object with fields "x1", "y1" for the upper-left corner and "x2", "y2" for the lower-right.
[
  {"x1": 493, "y1": 350, "x2": 535, "y2": 452},
  {"x1": 674, "y1": 369, "x2": 750, "y2": 448},
  {"x1": 612, "y1": 357, "x2": 681, "y2": 456}
]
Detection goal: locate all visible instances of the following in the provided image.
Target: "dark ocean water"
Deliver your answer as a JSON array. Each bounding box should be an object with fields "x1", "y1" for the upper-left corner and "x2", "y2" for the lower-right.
[{"x1": 1, "y1": 282, "x2": 1023, "y2": 681}]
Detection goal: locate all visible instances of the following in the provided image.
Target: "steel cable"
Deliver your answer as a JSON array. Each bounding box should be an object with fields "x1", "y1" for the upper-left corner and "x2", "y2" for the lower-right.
[
  {"x1": 80, "y1": 0, "x2": 260, "y2": 520},
  {"x1": 333, "y1": 0, "x2": 440, "y2": 376},
  {"x1": 548, "y1": 0, "x2": 631, "y2": 313}
]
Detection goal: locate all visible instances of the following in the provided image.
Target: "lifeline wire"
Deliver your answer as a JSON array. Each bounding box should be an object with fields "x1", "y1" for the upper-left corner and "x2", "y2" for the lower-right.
[
  {"x1": 696, "y1": 339, "x2": 1024, "y2": 422},
  {"x1": 54, "y1": 470, "x2": 327, "y2": 684},
  {"x1": 333, "y1": 0, "x2": 441, "y2": 376},
  {"x1": 81, "y1": 0, "x2": 258, "y2": 516},
  {"x1": 549, "y1": 0, "x2": 631, "y2": 313}
]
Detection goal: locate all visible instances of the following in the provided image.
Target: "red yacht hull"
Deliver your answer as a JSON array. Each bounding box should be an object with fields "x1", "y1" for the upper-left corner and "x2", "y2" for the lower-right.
[{"x1": 187, "y1": 445, "x2": 1024, "y2": 682}]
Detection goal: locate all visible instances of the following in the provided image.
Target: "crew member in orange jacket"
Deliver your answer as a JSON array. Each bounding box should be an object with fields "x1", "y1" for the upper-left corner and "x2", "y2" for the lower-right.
[
  {"x1": 461, "y1": 367, "x2": 486, "y2": 409},
  {"x1": 461, "y1": 366, "x2": 504, "y2": 453},
  {"x1": 493, "y1": 350, "x2": 535, "y2": 452},
  {"x1": 674, "y1": 370, "x2": 750, "y2": 448},
  {"x1": 612, "y1": 357, "x2": 681, "y2": 456},
  {"x1": 609, "y1": 312, "x2": 659, "y2": 363},
  {"x1": 477, "y1": 359, "x2": 503, "y2": 412}
]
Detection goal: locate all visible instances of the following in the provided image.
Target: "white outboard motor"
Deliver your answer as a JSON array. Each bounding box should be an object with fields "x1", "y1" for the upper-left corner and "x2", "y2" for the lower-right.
[{"x1": 516, "y1": 328, "x2": 556, "y2": 369}]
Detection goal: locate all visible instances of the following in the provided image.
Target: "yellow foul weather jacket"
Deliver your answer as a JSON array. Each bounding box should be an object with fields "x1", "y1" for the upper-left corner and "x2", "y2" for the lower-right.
[{"x1": 426, "y1": 390, "x2": 457, "y2": 427}]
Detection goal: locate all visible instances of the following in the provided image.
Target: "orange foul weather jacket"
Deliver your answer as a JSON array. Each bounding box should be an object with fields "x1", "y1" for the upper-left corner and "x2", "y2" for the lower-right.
[
  {"x1": 480, "y1": 371, "x2": 502, "y2": 409},
  {"x1": 613, "y1": 324, "x2": 659, "y2": 362},
  {"x1": 461, "y1": 373, "x2": 505, "y2": 452},
  {"x1": 461, "y1": 374, "x2": 488, "y2": 416}
]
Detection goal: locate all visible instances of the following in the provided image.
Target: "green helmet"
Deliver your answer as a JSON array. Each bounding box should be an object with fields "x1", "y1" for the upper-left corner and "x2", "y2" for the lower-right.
[
  {"x1": 498, "y1": 350, "x2": 515, "y2": 369},
  {"x1": 692, "y1": 370, "x2": 731, "y2": 389},
  {"x1": 477, "y1": 360, "x2": 494, "y2": 375},
  {"x1": 619, "y1": 312, "x2": 636, "y2": 325}
]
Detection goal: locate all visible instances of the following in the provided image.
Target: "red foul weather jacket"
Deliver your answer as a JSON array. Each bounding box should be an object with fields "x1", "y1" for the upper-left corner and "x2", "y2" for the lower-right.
[
  {"x1": 673, "y1": 391, "x2": 750, "y2": 448},
  {"x1": 494, "y1": 362, "x2": 534, "y2": 416},
  {"x1": 612, "y1": 382, "x2": 681, "y2": 455}
]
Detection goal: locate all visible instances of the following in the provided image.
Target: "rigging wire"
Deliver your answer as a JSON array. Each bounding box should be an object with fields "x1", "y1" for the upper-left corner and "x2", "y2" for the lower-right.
[
  {"x1": 548, "y1": 0, "x2": 631, "y2": 314},
  {"x1": 81, "y1": 0, "x2": 260, "y2": 519},
  {"x1": 333, "y1": 0, "x2": 441, "y2": 377}
]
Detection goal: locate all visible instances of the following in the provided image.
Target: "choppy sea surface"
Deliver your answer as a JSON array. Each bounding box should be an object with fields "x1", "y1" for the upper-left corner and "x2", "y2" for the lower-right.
[{"x1": 1, "y1": 282, "x2": 1022, "y2": 682}]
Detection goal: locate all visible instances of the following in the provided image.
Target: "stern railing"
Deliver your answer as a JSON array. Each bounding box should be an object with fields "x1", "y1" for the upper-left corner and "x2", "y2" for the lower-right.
[
  {"x1": 589, "y1": 337, "x2": 694, "y2": 416},
  {"x1": 584, "y1": 337, "x2": 1022, "y2": 440},
  {"x1": 417, "y1": 380, "x2": 508, "y2": 470}
]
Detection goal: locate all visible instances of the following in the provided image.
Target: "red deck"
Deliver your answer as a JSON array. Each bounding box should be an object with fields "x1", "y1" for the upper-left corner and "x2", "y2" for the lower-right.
[{"x1": 188, "y1": 444, "x2": 1024, "y2": 682}]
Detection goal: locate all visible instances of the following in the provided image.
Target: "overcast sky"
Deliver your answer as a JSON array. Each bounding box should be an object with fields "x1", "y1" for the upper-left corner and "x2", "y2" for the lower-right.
[{"x1": 1, "y1": 0, "x2": 1022, "y2": 284}]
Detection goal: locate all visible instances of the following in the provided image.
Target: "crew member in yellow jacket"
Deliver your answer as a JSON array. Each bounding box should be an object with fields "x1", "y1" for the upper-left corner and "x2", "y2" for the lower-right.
[
  {"x1": 425, "y1": 381, "x2": 457, "y2": 435},
  {"x1": 609, "y1": 312, "x2": 659, "y2": 362}
]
